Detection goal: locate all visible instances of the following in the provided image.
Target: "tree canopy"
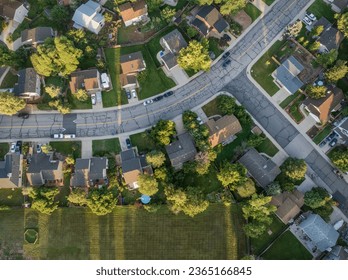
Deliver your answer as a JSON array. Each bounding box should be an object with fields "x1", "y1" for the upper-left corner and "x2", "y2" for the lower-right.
[
  {"x1": 0, "y1": 92, "x2": 26, "y2": 115},
  {"x1": 280, "y1": 157, "x2": 307, "y2": 182},
  {"x1": 75, "y1": 89, "x2": 89, "y2": 101},
  {"x1": 315, "y1": 50, "x2": 338, "y2": 68},
  {"x1": 146, "y1": 150, "x2": 166, "y2": 168},
  {"x1": 178, "y1": 39, "x2": 211, "y2": 72},
  {"x1": 86, "y1": 187, "x2": 117, "y2": 216},
  {"x1": 217, "y1": 95, "x2": 237, "y2": 115},
  {"x1": 67, "y1": 188, "x2": 87, "y2": 206},
  {"x1": 325, "y1": 60, "x2": 348, "y2": 83},
  {"x1": 138, "y1": 174, "x2": 159, "y2": 196},
  {"x1": 329, "y1": 147, "x2": 348, "y2": 172},
  {"x1": 304, "y1": 187, "x2": 331, "y2": 209},
  {"x1": 28, "y1": 187, "x2": 59, "y2": 215},
  {"x1": 161, "y1": 7, "x2": 176, "y2": 23},
  {"x1": 150, "y1": 120, "x2": 176, "y2": 146},
  {"x1": 336, "y1": 12, "x2": 348, "y2": 37},
  {"x1": 217, "y1": 162, "x2": 247, "y2": 188},
  {"x1": 194, "y1": 0, "x2": 246, "y2": 16},
  {"x1": 306, "y1": 85, "x2": 327, "y2": 99}
]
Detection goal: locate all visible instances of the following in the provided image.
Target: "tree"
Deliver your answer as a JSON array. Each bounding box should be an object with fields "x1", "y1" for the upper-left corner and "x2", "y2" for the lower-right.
[
  {"x1": 67, "y1": 188, "x2": 87, "y2": 206},
  {"x1": 41, "y1": 144, "x2": 52, "y2": 154},
  {"x1": 154, "y1": 167, "x2": 169, "y2": 181},
  {"x1": 195, "y1": 150, "x2": 216, "y2": 175},
  {"x1": 138, "y1": 174, "x2": 159, "y2": 196},
  {"x1": 217, "y1": 162, "x2": 247, "y2": 188},
  {"x1": 45, "y1": 85, "x2": 61, "y2": 98},
  {"x1": 306, "y1": 85, "x2": 327, "y2": 99},
  {"x1": 0, "y1": 92, "x2": 26, "y2": 115},
  {"x1": 86, "y1": 187, "x2": 117, "y2": 216},
  {"x1": 329, "y1": 147, "x2": 348, "y2": 172},
  {"x1": 187, "y1": 26, "x2": 198, "y2": 38},
  {"x1": 286, "y1": 20, "x2": 303, "y2": 37},
  {"x1": 235, "y1": 178, "x2": 256, "y2": 198},
  {"x1": 50, "y1": 5, "x2": 70, "y2": 30},
  {"x1": 75, "y1": 89, "x2": 89, "y2": 101},
  {"x1": 310, "y1": 25, "x2": 324, "y2": 37},
  {"x1": 280, "y1": 157, "x2": 307, "y2": 182},
  {"x1": 146, "y1": 150, "x2": 166, "y2": 168},
  {"x1": 146, "y1": 0, "x2": 162, "y2": 11},
  {"x1": 265, "y1": 182, "x2": 282, "y2": 196},
  {"x1": 161, "y1": 7, "x2": 175, "y2": 23},
  {"x1": 315, "y1": 50, "x2": 338, "y2": 68},
  {"x1": 325, "y1": 60, "x2": 348, "y2": 83},
  {"x1": 304, "y1": 187, "x2": 331, "y2": 209},
  {"x1": 104, "y1": 12, "x2": 113, "y2": 23},
  {"x1": 30, "y1": 36, "x2": 83, "y2": 77},
  {"x1": 336, "y1": 12, "x2": 348, "y2": 37},
  {"x1": 48, "y1": 99, "x2": 71, "y2": 114},
  {"x1": 178, "y1": 39, "x2": 211, "y2": 72},
  {"x1": 28, "y1": 187, "x2": 59, "y2": 215},
  {"x1": 309, "y1": 41, "x2": 320, "y2": 52},
  {"x1": 247, "y1": 134, "x2": 265, "y2": 147},
  {"x1": 150, "y1": 120, "x2": 176, "y2": 146},
  {"x1": 217, "y1": 94, "x2": 236, "y2": 115},
  {"x1": 219, "y1": 0, "x2": 246, "y2": 16},
  {"x1": 244, "y1": 221, "x2": 267, "y2": 238},
  {"x1": 65, "y1": 155, "x2": 75, "y2": 166}
]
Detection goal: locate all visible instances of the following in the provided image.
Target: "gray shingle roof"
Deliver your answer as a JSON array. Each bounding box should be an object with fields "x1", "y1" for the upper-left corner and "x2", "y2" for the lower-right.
[
  {"x1": 0, "y1": 154, "x2": 21, "y2": 188},
  {"x1": 13, "y1": 68, "x2": 39, "y2": 96},
  {"x1": 161, "y1": 52, "x2": 177, "y2": 70},
  {"x1": 191, "y1": 18, "x2": 208, "y2": 36},
  {"x1": 313, "y1": 17, "x2": 331, "y2": 31},
  {"x1": 162, "y1": 29, "x2": 187, "y2": 54},
  {"x1": 299, "y1": 214, "x2": 339, "y2": 251},
  {"x1": 238, "y1": 148, "x2": 281, "y2": 188},
  {"x1": 214, "y1": 18, "x2": 228, "y2": 33},
  {"x1": 318, "y1": 27, "x2": 343, "y2": 52},
  {"x1": 21, "y1": 27, "x2": 54, "y2": 45},
  {"x1": 71, "y1": 157, "x2": 108, "y2": 187}
]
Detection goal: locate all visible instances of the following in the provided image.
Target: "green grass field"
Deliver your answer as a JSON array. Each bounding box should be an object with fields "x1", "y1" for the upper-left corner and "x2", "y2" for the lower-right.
[
  {"x1": 0, "y1": 71, "x2": 17, "y2": 89},
  {"x1": 0, "y1": 143, "x2": 9, "y2": 158},
  {"x1": 92, "y1": 138, "x2": 121, "y2": 157},
  {"x1": 0, "y1": 188, "x2": 23, "y2": 207},
  {"x1": 256, "y1": 138, "x2": 279, "y2": 157},
  {"x1": 0, "y1": 205, "x2": 247, "y2": 260},
  {"x1": 279, "y1": 91, "x2": 300, "y2": 109},
  {"x1": 263, "y1": 0, "x2": 276, "y2": 5},
  {"x1": 50, "y1": 141, "x2": 81, "y2": 159},
  {"x1": 244, "y1": 3, "x2": 262, "y2": 22},
  {"x1": 129, "y1": 131, "x2": 156, "y2": 153},
  {"x1": 202, "y1": 97, "x2": 223, "y2": 117},
  {"x1": 307, "y1": 0, "x2": 335, "y2": 23}
]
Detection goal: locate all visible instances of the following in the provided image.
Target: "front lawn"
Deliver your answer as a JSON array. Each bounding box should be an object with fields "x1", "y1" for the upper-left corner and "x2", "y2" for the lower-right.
[
  {"x1": 202, "y1": 98, "x2": 224, "y2": 117},
  {"x1": 288, "y1": 94, "x2": 305, "y2": 123},
  {"x1": 208, "y1": 38, "x2": 223, "y2": 58},
  {"x1": 261, "y1": 230, "x2": 312, "y2": 260},
  {"x1": 263, "y1": 0, "x2": 276, "y2": 5},
  {"x1": 313, "y1": 125, "x2": 333, "y2": 145},
  {"x1": 280, "y1": 91, "x2": 300, "y2": 109},
  {"x1": 244, "y1": 3, "x2": 262, "y2": 22},
  {"x1": 129, "y1": 131, "x2": 156, "y2": 153},
  {"x1": 307, "y1": 0, "x2": 335, "y2": 23},
  {"x1": 0, "y1": 71, "x2": 17, "y2": 89},
  {"x1": 50, "y1": 141, "x2": 81, "y2": 159},
  {"x1": 0, "y1": 143, "x2": 9, "y2": 158},
  {"x1": 256, "y1": 137, "x2": 279, "y2": 157},
  {"x1": 0, "y1": 188, "x2": 23, "y2": 207},
  {"x1": 92, "y1": 138, "x2": 121, "y2": 157},
  {"x1": 67, "y1": 90, "x2": 92, "y2": 110}
]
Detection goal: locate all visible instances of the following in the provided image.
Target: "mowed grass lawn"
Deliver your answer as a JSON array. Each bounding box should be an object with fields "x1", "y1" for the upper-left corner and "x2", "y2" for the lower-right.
[
  {"x1": 261, "y1": 230, "x2": 312, "y2": 260},
  {"x1": 202, "y1": 98, "x2": 223, "y2": 117},
  {"x1": 92, "y1": 138, "x2": 121, "y2": 156},
  {"x1": 256, "y1": 137, "x2": 279, "y2": 157},
  {"x1": 129, "y1": 131, "x2": 156, "y2": 153},
  {"x1": 307, "y1": 0, "x2": 335, "y2": 23},
  {"x1": 263, "y1": 0, "x2": 276, "y2": 5},
  {"x1": 244, "y1": 3, "x2": 261, "y2": 22},
  {"x1": 0, "y1": 188, "x2": 23, "y2": 206},
  {"x1": 0, "y1": 205, "x2": 247, "y2": 260},
  {"x1": 50, "y1": 141, "x2": 81, "y2": 159},
  {"x1": 313, "y1": 125, "x2": 332, "y2": 145},
  {"x1": 0, "y1": 142, "x2": 9, "y2": 158}
]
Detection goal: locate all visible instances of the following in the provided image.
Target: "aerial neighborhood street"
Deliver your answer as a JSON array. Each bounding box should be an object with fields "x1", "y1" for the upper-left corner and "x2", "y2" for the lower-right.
[{"x1": 1, "y1": 0, "x2": 348, "y2": 261}]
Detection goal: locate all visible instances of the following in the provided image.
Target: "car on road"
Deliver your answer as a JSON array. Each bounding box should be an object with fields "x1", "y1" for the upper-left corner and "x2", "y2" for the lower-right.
[
  {"x1": 126, "y1": 138, "x2": 131, "y2": 149},
  {"x1": 153, "y1": 95, "x2": 163, "y2": 102},
  {"x1": 36, "y1": 144, "x2": 42, "y2": 153},
  {"x1": 306, "y1": 13, "x2": 316, "y2": 21},
  {"x1": 16, "y1": 141, "x2": 22, "y2": 153},
  {"x1": 222, "y1": 59, "x2": 231, "y2": 68},
  {"x1": 64, "y1": 134, "x2": 76, "y2": 139},
  {"x1": 143, "y1": 99, "x2": 153, "y2": 106},
  {"x1": 131, "y1": 89, "x2": 137, "y2": 98},
  {"x1": 163, "y1": 91, "x2": 174, "y2": 98},
  {"x1": 222, "y1": 51, "x2": 230, "y2": 60},
  {"x1": 91, "y1": 93, "x2": 96, "y2": 105},
  {"x1": 18, "y1": 112, "x2": 29, "y2": 119},
  {"x1": 52, "y1": 134, "x2": 64, "y2": 139},
  {"x1": 197, "y1": 117, "x2": 204, "y2": 125},
  {"x1": 125, "y1": 90, "x2": 131, "y2": 99},
  {"x1": 10, "y1": 142, "x2": 16, "y2": 153},
  {"x1": 329, "y1": 138, "x2": 337, "y2": 147},
  {"x1": 302, "y1": 16, "x2": 312, "y2": 25}
]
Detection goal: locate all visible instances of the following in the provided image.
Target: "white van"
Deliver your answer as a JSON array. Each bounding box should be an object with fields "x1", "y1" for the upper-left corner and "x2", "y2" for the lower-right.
[{"x1": 101, "y1": 73, "x2": 110, "y2": 89}]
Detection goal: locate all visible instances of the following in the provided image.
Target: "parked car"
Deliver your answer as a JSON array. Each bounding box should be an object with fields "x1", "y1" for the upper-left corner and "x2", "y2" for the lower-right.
[
  {"x1": 10, "y1": 142, "x2": 16, "y2": 153},
  {"x1": 91, "y1": 93, "x2": 96, "y2": 105},
  {"x1": 36, "y1": 144, "x2": 42, "y2": 153},
  {"x1": 163, "y1": 91, "x2": 174, "y2": 97},
  {"x1": 125, "y1": 90, "x2": 131, "y2": 99},
  {"x1": 196, "y1": 117, "x2": 204, "y2": 125},
  {"x1": 52, "y1": 134, "x2": 64, "y2": 139},
  {"x1": 222, "y1": 59, "x2": 231, "y2": 68},
  {"x1": 15, "y1": 141, "x2": 22, "y2": 153},
  {"x1": 306, "y1": 13, "x2": 317, "y2": 21},
  {"x1": 329, "y1": 138, "x2": 337, "y2": 147},
  {"x1": 131, "y1": 89, "x2": 137, "y2": 98},
  {"x1": 18, "y1": 112, "x2": 29, "y2": 119},
  {"x1": 153, "y1": 95, "x2": 164, "y2": 102},
  {"x1": 326, "y1": 132, "x2": 337, "y2": 142},
  {"x1": 302, "y1": 16, "x2": 312, "y2": 25},
  {"x1": 64, "y1": 134, "x2": 76, "y2": 139},
  {"x1": 222, "y1": 51, "x2": 230, "y2": 60},
  {"x1": 143, "y1": 99, "x2": 154, "y2": 106},
  {"x1": 319, "y1": 140, "x2": 327, "y2": 147},
  {"x1": 126, "y1": 138, "x2": 132, "y2": 149}
]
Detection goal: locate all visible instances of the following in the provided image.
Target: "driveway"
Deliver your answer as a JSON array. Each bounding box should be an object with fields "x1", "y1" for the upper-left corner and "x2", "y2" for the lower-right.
[
  {"x1": 272, "y1": 88, "x2": 290, "y2": 105},
  {"x1": 162, "y1": 65, "x2": 189, "y2": 86}
]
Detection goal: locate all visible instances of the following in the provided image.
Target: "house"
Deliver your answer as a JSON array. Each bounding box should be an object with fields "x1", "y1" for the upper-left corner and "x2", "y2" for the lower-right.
[
  {"x1": 69, "y1": 69, "x2": 101, "y2": 94},
  {"x1": 334, "y1": 117, "x2": 348, "y2": 145},
  {"x1": 119, "y1": 51, "x2": 146, "y2": 89},
  {"x1": 165, "y1": 132, "x2": 197, "y2": 170},
  {"x1": 13, "y1": 68, "x2": 41, "y2": 100},
  {"x1": 70, "y1": 157, "x2": 108, "y2": 188},
  {"x1": 72, "y1": 0, "x2": 105, "y2": 34},
  {"x1": 271, "y1": 190, "x2": 304, "y2": 224},
  {"x1": 204, "y1": 115, "x2": 242, "y2": 147},
  {"x1": 299, "y1": 214, "x2": 339, "y2": 252},
  {"x1": 120, "y1": 148, "x2": 152, "y2": 189},
  {"x1": 330, "y1": 0, "x2": 348, "y2": 13},
  {"x1": 119, "y1": 74, "x2": 138, "y2": 89},
  {"x1": 0, "y1": 0, "x2": 28, "y2": 25},
  {"x1": 238, "y1": 148, "x2": 281, "y2": 189},
  {"x1": 21, "y1": 27, "x2": 55, "y2": 47},
  {"x1": 303, "y1": 86, "x2": 344, "y2": 124},
  {"x1": 119, "y1": 0, "x2": 148, "y2": 27},
  {"x1": 323, "y1": 245, "x2": 348, "y2": 260},
  {"x1": 191, "y1": 5, "x2": 229, "y2": 38},
  {"x1": 0, "y1": 154, "x2": 22, "y2": 188},
  {"x1": 272, "y1": 56, "x2": 304, "y2": 94},
  {"x1": 317, "y1": 26, "x2": 343, "y2": 53},
  {"x1": 313, "y1": 17, "x2": 331, "y2": 32},
  {"x1": 26, "y1": 153, "x2": 64, "y2": 186},
  {"x1": 160, "y1": 29, "x2": 187, "y2": 70}
]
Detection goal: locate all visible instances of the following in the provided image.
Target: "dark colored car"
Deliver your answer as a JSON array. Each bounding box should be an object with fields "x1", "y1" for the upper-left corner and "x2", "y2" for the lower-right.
[
  {"x1": 18, "y1": 112, "x2": 29, "y2": 119},
  {"x1": 16, "y1": 141, "x2": 22, "y2": 153},
  {"x1": 153, "y1": 95, "x2": 164, "y2": 102},
  {"x1": 163, "y1": 91, "x2": 174, "y2": 97},
  {"x1": 329, "y1": 138, "x2": 337, "y2": 147},
  {"x1": 326, "y1": 132, "x2": 336, "y2": 142},
  {"x1": 222, "y1": 59, "x2": 231, "y2": 68},
  {"x1": 126, "y1": 138, "x2": 132, "y2": 149},
  {"x1": 222, "y1": 34, "x2": 232, "y2": 42},
  {"x1": 125, "y1": 91, "x2": 131, "y2": 99},
  {"x1": 319, "y1": 140, "x2": 326, "y2": 147},
  {"x1": 222, "y1": 51, "x2": 230, "y2": 60}
]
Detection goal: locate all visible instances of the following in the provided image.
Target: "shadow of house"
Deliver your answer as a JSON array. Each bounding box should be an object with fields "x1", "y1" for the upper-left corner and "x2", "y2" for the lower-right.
[{"x1": 0, "y1": 153, "x2": 23, "y2": 188}]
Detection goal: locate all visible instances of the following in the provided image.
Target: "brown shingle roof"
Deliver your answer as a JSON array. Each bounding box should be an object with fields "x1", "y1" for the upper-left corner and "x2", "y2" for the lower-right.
[
  {"x1": 0, "y1": 0, "x2": 22, "y2": 19},
  {"x1": 119, "y1": 0, "x2": 147, "y2": 23},
  {"x1": 205, "y1": 115, "x2": 242, "y2": 147},
  {"x1": 120, "y1": 51, "x2": 145, "y2": 74},
  {"x1": 69, "y1": 69, "x2": 100, "y2": 94}
]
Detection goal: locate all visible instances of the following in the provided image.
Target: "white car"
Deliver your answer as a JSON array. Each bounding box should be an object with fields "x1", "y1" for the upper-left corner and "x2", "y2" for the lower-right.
[
  {"x1": 143, "y1": 99, "x2": 153, "y2": 106},
  {"x1": 101, "y1": 73, "x2": 110, "y2": 89},
  {"x1": 91, "y1": 93, "x2": 96, "y2": 105},
  {"x1": 131, "y1": 89, "x2": 137, "y2": 98},
  {"x1": 64, "y1": 134, "x2": 76, "y2": 139},
  {"x1": 53, "y1": 134, "x2": 64, "y2": 139},
  {"x1": 36, "y1": 144, "x2": 42, "y2": 153},
  {"x1": 302, "y1": 16, "x2": 312, "y2": 26},
  {"x1": 307, "y1": 13, "x2": 316, "y2": 21},
  {"x1": 10, "y1": 142, "x2": 16, "y2": 153},
  {"x1": 196, "y1": 117, "x2": 204, "y2": 125}
]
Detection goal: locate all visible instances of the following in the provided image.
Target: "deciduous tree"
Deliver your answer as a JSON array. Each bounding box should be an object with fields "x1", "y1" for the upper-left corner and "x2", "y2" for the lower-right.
[
  {"x1": 161, "y1": 7, "x2": 176, "y2": 23},
  {"x1": 146, "y1": 150, "x2": 166, "y2": 168},
  {"x1": 28, "y1": 187, "x2": 59, "y2": 215},
  {"x1": 304, "y1": 187, "x2": 331, "y2": 209},
  {"x1": 315, "y1": 50, "x2": 338, "y2": 68},
  {"x1": 150, "y1": 120, "x2": 176, "y2": 146},
  {"x1": 336, "y1": 12, "x2": 348, "y2": 37},
  {"x1": 306, "y1": 85, "x2": 327, "y2": 99},
  {"x1": 45, "y1": 85, "x2": 61, "y2": 98},
  {"x1": 86, "y1": 187, "x2": 117, "y2": 216},
  {"x1": 217, "y1": 95, "x2": 236, "y2": 115},
  {"x1": 68, "y1": 188, "x2": 87, "y2": 206},
  {"x1": 280, "y1": 157, "x2": 307, "y2": 182},
  {"x1": 329, "y1": 147, "x2": 348, "y2": 172},
  {"x1": 75, "y1": 89, "x2": 89, "y2": 101},
  {"x1": 178, "y1": 39, "x2": 211, "y2": 72},
  {"x1": 217, "y1": 162, "x2": 247, "y2": 188},
  {"x1": 0, "y1": 92, "x2": 26, "y2": 115},
  {"x1": 325, "y1": 60, "x2": 348, "y2": 83},
  {"x1": 138, "y1": 174, "x2": 159, "y2": 196}
]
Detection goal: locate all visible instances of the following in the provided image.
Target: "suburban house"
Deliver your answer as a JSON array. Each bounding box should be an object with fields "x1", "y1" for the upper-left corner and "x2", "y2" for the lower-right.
[
  {"x1": 0, "y1": 0, "x2": 28, "y2": 25},
  {"x1": 160, "y1": 29, "x2": 187, "y2": 70},
  {"x1": 271, "y1": 190, "x2": 304, "y2": 224},
  {"x1": 204, "y1": 115, "x2": 242, "y2": 147},
  {"x1": 120, "y1": 148, "x2": 152, "y2": 189},
  {"x1": 238, "y1": 148, "x2": 281, "y2": 189},
  {"x1": 334, "y1": 117, "x2": 348, "y2": 145},
  {"x1": 69, "y1": 69, "x2": 101, "y2": 94},
  {"x1": 70, "y1": 157, "x2": 108, "y2": 188},
  {"x1": 13, "y1": 68, "x2": 41, "y2": 100},
  {"x1": 323, "y1": 245, "x2": 348, "y2": 260},
  {"x1": 165, "y1": 132, "x2": 197, "y2": 170},
  {"x1": 330, "y1": 0, "x2": 348, "y2": 13},
  {"x1": 119, "y1": 51, "x2": 146, "y2": 89},
  {"x1": 191, "y1": 5, "x2": 229, "y2": 38},
  {"x1": 27, "y1": 153, "x2": 64, "y2": 186},
  {"x1": 313, "y1": 17, "x2": 331, "y2": 32},
  {"x1": 119, "y1": 0, "x2": 148, "y2": 27},
  {"x1": 299, "y1": 213, "x2": 339, "y2": 252},
  {"x1": 272, "y1": 55, "x2": 304, "y2": 94},
  {"x1": 303, "y1": 86, "x2": 344, "y2": 124},
  {"x1": 316, "y1": 19, "x2": 343, "y2": 53},
  {"x1": 0, "y1": 154, "x2": 23, "y2": 188},
  {"x1": 72, "y1": 0, "x2": 105, "y2": 34},
  {"x1": 21, "y1": 27, "x2": 55, "y2": 47}
]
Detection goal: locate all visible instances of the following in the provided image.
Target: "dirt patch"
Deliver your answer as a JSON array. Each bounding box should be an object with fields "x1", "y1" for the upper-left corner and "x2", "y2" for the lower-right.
[{"x1": 232, "y1": 10, "x2": 252, "y2": 31}]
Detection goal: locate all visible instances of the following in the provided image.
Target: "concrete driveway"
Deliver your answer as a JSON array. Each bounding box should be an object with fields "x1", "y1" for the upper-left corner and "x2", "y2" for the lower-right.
[{"x1": 162, "y1": 65, "x2": 189, "y2": 86}]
